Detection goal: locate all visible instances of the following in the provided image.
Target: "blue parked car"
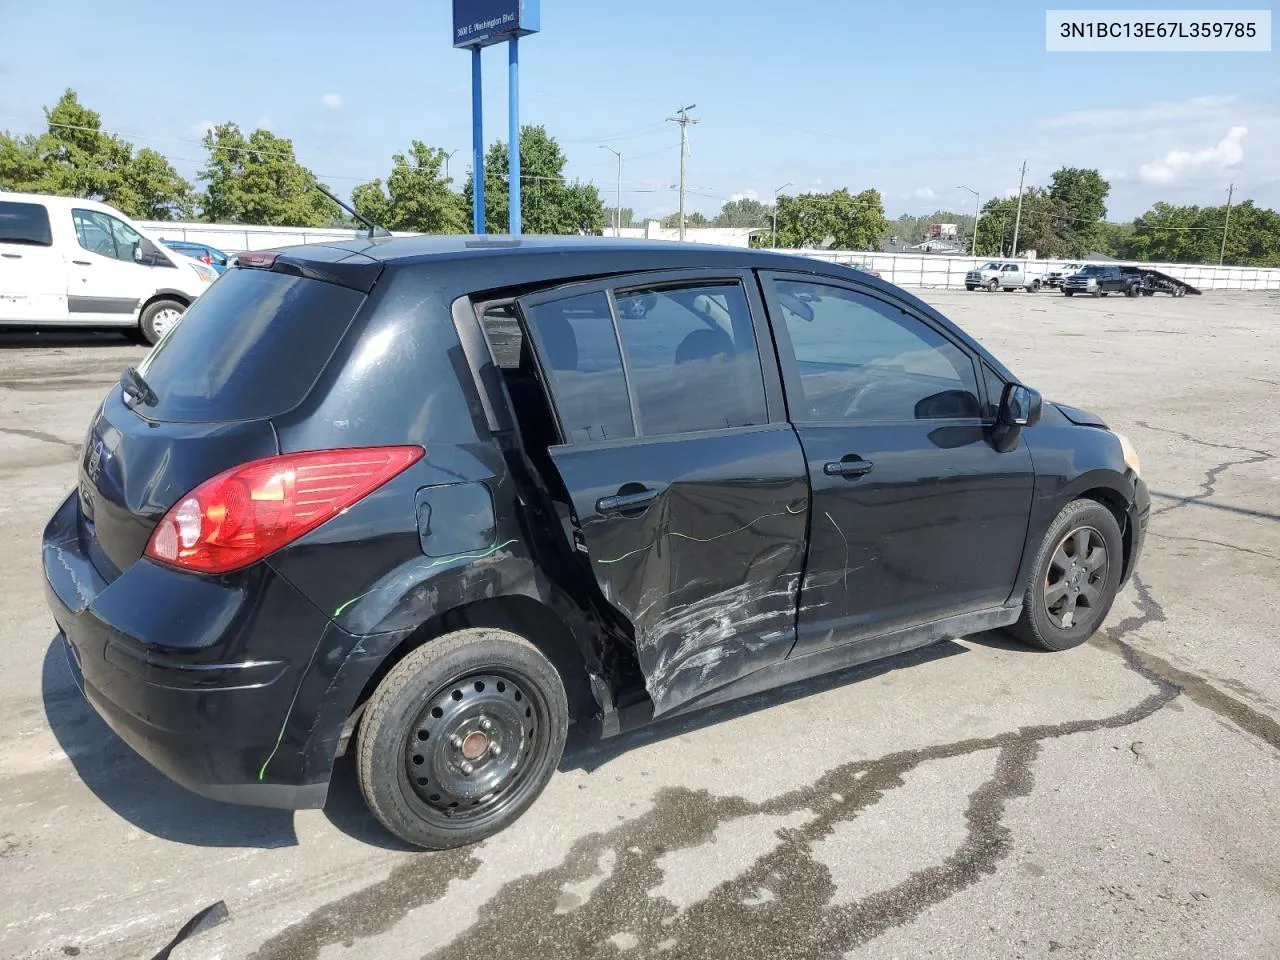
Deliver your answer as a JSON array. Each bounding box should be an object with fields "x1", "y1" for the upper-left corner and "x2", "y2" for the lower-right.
[{"x1": 159, "y1": 239, "x2": 232, "y2": 273}]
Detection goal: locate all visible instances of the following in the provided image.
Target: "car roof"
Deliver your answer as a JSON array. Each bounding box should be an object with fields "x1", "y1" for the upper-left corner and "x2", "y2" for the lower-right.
[
  {"x1": 297, "y1": 234, "x2": 831, "y2": 270},
  {"x1": 0, "y1": 190, "x2": 114, "y2": 213}
]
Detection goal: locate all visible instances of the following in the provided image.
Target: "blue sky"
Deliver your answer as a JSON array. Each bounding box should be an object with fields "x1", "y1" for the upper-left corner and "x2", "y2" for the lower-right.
[{"x1": 1, "y1": 0, "x2": 1275, "y2": 221}]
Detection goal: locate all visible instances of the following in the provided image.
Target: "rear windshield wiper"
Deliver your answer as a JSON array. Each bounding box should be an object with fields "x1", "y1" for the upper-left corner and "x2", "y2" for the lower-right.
[{"x1": 120, "y1": 366, "x2": 158, "y2": 406}]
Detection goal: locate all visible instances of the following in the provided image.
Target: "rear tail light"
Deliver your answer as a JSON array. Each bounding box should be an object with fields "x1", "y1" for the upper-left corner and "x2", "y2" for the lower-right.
[
  {"x1": 200, "y1": 253, "x2": 213, "y2": 265},
  {"x1": 145, "y1": 446, "x2": 423, "y2": 574}
]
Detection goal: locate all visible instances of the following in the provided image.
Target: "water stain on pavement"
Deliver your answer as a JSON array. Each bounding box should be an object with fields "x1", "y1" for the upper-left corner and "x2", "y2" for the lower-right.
[{"x1": 255, "y1": 575, "x2": 1192, "y2": 960}]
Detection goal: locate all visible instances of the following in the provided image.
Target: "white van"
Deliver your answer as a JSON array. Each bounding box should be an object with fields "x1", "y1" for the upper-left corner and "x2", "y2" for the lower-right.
[{"x1": 0, "y1": 191, "x2": 217, "y2": 343}]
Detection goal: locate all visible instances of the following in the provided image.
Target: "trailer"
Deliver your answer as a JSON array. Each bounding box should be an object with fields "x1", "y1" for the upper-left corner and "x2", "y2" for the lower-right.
[{"x1": 1131, "y1": 267, "x2": 1201, "y2": 297}]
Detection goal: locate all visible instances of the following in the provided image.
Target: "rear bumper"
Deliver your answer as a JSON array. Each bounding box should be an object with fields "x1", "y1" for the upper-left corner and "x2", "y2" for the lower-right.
[{"x1": 42, "y1": 491, "x2": 364, "y2": 810}]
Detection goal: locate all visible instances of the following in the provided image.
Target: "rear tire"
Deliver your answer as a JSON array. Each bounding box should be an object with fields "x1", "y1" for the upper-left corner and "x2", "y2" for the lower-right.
[
  {"x1": 1008, "y1": 499, "x2": 1124, "y2": 652},
  {"x1": 1029, "y1": 279, "x2": 1041, "y2": 292},
  {"x1": 356, "y1": 627, "x2": 568, "y2": 850},
  {"x1": 138, "y1": 298, "x2": 186, "y2": 345}
]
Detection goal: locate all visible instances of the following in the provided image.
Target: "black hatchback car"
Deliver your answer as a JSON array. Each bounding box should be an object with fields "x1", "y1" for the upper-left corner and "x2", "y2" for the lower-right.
[{"x1": 43, "y1": 237, "x2": 1148, "y2": 849}]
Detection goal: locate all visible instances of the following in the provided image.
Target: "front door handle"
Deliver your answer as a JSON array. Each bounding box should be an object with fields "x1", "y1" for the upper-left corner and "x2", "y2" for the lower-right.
[
  {"x1": 0, "y1": 252, "x2": 21, "y2": 259},
  {"x1": 597, "y1": 487, "x2": 657, "y2": 515},
  {"x1": 72, "y1": 259, "x2": 92, "y2": 266},
  {"x1": 823, "y1": 457, "x2": 874, "y2": 479}
]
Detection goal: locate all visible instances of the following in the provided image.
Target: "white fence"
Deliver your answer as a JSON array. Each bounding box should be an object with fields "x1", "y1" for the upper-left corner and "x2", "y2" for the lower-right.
[
  {"x1": 772, "y1": 250, "x2": 1280, "y2": 292},
  {"x1": 138, "y1": 220, "x2": 1280, "y2": 292},
  {"x1": 136, "y1": 221, "x2": 416, "y2": 252}
]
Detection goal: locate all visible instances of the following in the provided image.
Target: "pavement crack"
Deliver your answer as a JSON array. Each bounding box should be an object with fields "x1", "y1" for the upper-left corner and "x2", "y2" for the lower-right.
[
  {"x1": 1147, "y1": 531, "x2": 1280, "y2": 562},
  {"x1": 0, "y1": 426, "x2": 79, "y2": 451},
  {"x1": 1151, "y1": 451, "x2": 1273, "y2": 516},
  {"x1": 1133, "y1": 420, "x2": 1273, "y2": 458}
]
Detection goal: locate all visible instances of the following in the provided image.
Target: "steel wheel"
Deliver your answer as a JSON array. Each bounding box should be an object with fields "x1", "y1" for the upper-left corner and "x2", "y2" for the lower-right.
[
  {"x1": 1043, "y1": 525, "x2": 1109, "y2": 630},
  {"x1": 401, "y1": 670, "x2": 547, "y2": 825}
]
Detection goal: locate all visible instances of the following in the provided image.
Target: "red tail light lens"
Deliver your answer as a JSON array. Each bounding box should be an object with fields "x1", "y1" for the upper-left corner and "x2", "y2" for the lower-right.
[
  {"x1": 145, "y1": 446, "x2": 423, "y2": 574},
  {"x1": 200, "y1": 253, "x2": 213, "y2": 265}
]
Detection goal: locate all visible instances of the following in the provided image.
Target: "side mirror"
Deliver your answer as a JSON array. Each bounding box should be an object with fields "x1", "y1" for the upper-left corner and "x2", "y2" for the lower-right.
[
  {"x1": 134, "y1": 237, "x2": 161, "y2": 266},
  {"x1": 998, "y1": 383, "x2": 1042, "y2": 428}
]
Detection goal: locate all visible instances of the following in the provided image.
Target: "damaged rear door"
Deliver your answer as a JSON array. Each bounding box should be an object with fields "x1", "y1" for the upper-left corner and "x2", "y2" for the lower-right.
[{"x1": 514, "y1": 270, "x2": 808, "y2": 714}]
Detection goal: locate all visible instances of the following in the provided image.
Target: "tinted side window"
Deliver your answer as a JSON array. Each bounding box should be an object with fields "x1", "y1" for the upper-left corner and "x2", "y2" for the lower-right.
[
  {"x1": 613, "y1": 282, "x2": 767, "y2": 436},
  {"x1": 136, "y1": 269, "x2": 364, "y2": 423},
  {"x1": 772, "y1": 279, "x2": 980, "y2": 423},
  {"x1": 0, "y1": 201, "x2": 53, "y2": 246},
  {"x1": 525, "y1": 292, "x2": 634, "y2": 443}
]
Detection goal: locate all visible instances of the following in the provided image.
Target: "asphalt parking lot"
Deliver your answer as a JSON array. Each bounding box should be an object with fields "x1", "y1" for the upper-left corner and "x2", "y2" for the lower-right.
[{"x1": 2, "y1": 287, "x2": 1278, "y2": 960}]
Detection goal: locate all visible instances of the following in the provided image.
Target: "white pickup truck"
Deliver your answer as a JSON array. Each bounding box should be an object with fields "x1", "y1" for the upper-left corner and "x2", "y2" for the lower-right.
[{"x1": 964, "y1": 261, "x2": 1043, "y2": 293}]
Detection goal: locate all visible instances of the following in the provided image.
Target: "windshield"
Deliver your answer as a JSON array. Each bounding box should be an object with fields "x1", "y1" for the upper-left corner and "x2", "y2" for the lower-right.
[
  {"x1": 1079, "y1": 265, "x2": 1106, "y2": 276},
  {"x1": 981, "y1": 262, "x2": 1000, "y2": 270},
  {"x1": 136, "y1": 268, "x2": 364, "y2": 422}
]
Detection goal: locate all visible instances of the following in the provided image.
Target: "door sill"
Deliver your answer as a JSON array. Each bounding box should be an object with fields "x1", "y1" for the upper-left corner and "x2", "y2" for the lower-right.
[{"x1": 607, "y1": 605, "x2": 1021, "y2": 736}]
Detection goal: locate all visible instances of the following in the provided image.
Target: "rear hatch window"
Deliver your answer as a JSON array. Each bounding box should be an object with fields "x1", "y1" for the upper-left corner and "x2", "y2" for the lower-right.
[{"x1": 136, "y1": 268, "x2": 365, "y2": 422}]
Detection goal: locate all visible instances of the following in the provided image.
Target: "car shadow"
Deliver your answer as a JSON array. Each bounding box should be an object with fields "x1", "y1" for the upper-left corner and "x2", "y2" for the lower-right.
[
  {"x1": 41, "y1": 637, "x2": 299, "y2": 849},
  {"x1": 561, "y1": 637, "x2": 972, "y2": 773},
  {"x1": 322, "y1": 751, "x2": 420, "y2": 851},
  {"x1": 0, "y1": 329, "x2": 137, "y2": 349}
]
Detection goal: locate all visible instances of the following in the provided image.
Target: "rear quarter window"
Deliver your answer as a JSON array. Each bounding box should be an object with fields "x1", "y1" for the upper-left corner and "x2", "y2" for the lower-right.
[
  {"x1": 0, "y1": 201, "x2": 53, "y2": 246},
  {"x1": 136, "y1": 268, "x2": 364, "y2": 422}
]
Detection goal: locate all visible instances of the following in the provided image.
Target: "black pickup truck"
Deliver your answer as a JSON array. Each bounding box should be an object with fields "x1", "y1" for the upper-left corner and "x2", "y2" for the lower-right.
[
  {"x1": 1063, "y1": 264, "x2": 1198, "y2": 298},
  {"x1": 1062, "y1": 264, "x2": 1138, "y2": 297}
]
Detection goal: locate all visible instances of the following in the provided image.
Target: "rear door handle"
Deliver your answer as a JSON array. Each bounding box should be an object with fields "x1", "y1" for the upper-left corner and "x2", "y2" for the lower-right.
[
  {"x1": 1, "y1": 253, "x2": 21, "y2": 259},
  {"x1": 72, "y1": 259, "x2": 92, "y2": 266},
  {"x1": 596, "y1": 488, "x2": 657, "y2": 515},
  {"x1": 823, "y1": 457, "x2": 874, "y2": 479}
]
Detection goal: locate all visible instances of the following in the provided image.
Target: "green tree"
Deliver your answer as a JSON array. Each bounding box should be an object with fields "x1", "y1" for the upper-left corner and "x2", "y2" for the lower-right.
[
  {"x1": 1048, "y1": 167, "x2": 1110, "y2": 257},
  {"x1": 464, "y1": 125, "x2": 605, "y2": 234},
  {"x1": 714, "y1": 198, "x2": 771, "y2": 228},
  {"x1": 0, "y1": 90, "x2": 192, "y2": 219},
  {"x1": 775, "y1": 188, "x2": 889, "y2": 250},
  {"x1": 601, "y1": 206, "x2": 636, "y2": 229},
  {"x1": 661, "y1": 211, "x2": 709, "y2": 229},
  {"x1": 975, "y1": 190, "x2": 1067, "y2": 258},
  {"x1": 1119, "y1": 200, "x2": 1280, "y2": 266},
  {"x1": 198, "y1": 123, "x2": 331, "y2": 226},
  {"x1": 352, "y1": 141, "x2": 466, "y2": 234}
]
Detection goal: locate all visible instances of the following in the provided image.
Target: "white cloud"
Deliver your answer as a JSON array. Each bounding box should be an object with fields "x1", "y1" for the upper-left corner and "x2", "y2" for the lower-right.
[
  {"x1": 187, "y1": 120, "x2": 216, "y2": 139},
  {"x1": 730, "y1": 189, "x2": 759, "y2": 202},
  {"x1": 1042, "y1": 94, "x2": 1238, "y2": 129},
  {"x1": 909, "y1": 186, "x2": 937, "y2": 201},
  {"x1": 1139, "y1": 126, "x2": 1248, "y2": 184},
  {"x1": 322, "y1": 93, "x2": 343, "y2": 110}
]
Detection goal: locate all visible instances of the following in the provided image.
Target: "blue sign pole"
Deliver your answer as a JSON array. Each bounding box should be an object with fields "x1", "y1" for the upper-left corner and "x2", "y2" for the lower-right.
[
  {"x1": 508, "y1": 37, "x2": 520, "y2": 236},
  {"x1": 471, "y1": 47, "x2": 485, "y2": 234}
]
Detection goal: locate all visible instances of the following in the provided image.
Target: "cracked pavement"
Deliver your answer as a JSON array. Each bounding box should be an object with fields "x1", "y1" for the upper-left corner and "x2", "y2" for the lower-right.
[{"x1": 1, "y1": 290, "x2": 1278, "y2": 959}]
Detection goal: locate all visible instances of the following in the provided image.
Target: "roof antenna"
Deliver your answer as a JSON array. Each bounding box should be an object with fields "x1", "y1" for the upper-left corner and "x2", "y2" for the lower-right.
[{"x1": 314, "y1": 184, "x2": 391, "y2": 239}]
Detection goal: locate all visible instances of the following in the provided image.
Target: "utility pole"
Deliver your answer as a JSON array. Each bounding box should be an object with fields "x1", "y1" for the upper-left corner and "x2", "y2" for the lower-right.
[
  {"x1": 1219, "y1": 182, "x2": 1235, "y2": 266},
  {"x1": 600, "y1": 146, "x2": 622, "y2": 238},
  {"x1": 772, "y1": 181, "x2": 793, "y2": 248},
  {"x1": 667, "y1": 104, "x2": 698, "y2": 241},
  {"x1": 1010, "y1": 160, "x2": 1027, "y2": 258},
  {"x1": 958, "y1": 185, "x2": 979, "y2": 256}
]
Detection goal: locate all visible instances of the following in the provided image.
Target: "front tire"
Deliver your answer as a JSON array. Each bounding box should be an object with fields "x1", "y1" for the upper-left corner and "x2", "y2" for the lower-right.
[
  {"x1": 986, "y1": 278, "x2": 999, "y2": 292},
  {"x1": 138, "y1": 298, "x2": 186, "y2": 345},
  {"x1": 1063, "y1": 290, "x2": 1074, "y2": 297},
  {"x1": 355, "y1": 627, "x2": 569, "y2": 850},
  {"x1": 1008, "y1": 499, "x2": 1124, "y2": 651},
  {"x1": 966, "y1": 284, "x2": 976, "y2": 291}
]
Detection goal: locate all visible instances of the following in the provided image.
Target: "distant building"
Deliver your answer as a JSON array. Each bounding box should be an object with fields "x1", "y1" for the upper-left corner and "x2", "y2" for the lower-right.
[
  {"x1": 929, "y1": 223, "x2": 959, "y2": 240},
  {"x1": 611, "y1": 220, "x2": 764, "y2": 247},
  {"x1": 906, "y1": 238, "x2": 965, "y2": 254}
]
